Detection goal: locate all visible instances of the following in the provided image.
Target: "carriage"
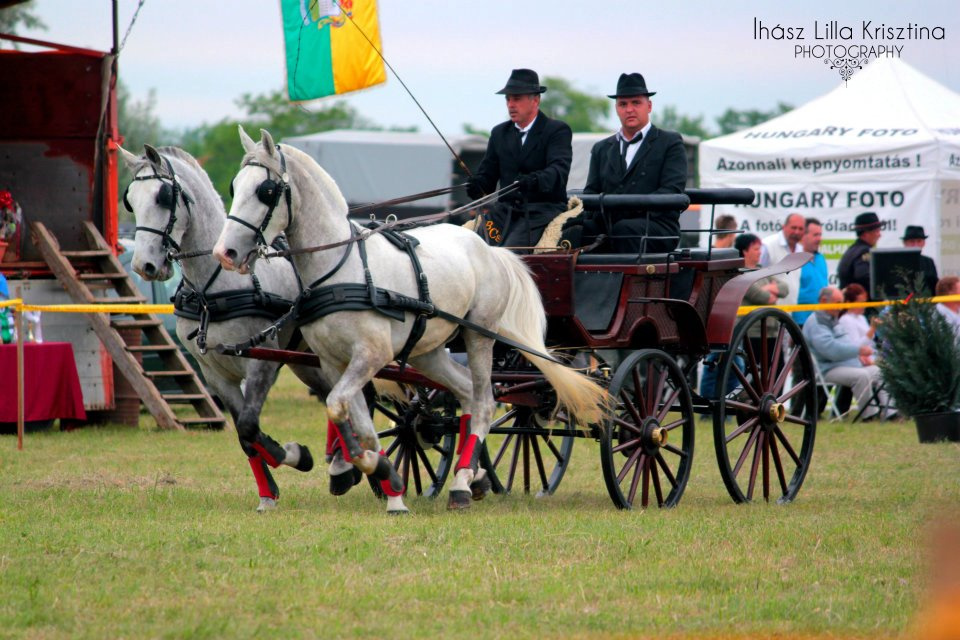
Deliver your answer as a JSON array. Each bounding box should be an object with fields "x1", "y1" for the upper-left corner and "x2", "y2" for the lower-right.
[{"x1": 218, "y1": 184, "x2": 818, "y2": 511}]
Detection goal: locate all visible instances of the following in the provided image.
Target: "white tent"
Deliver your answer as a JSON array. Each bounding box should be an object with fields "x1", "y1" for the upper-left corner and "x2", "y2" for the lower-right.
[{"x1": 699, "y1": 58, "x2": 960, "y2": 278}]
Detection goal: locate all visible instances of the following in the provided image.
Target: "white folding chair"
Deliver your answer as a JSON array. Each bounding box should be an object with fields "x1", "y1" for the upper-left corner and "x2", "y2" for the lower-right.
[{"x1": 812, "y1": 359, "x2": 844, "y2": 421}]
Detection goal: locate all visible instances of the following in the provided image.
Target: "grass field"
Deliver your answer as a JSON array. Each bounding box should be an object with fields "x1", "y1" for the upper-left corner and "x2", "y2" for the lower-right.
[{"x1": 2, "y1": 368, "x2": 958, "y2": 639}]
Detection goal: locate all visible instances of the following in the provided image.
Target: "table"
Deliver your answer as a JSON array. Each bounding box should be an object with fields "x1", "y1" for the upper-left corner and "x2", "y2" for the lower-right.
[{"x1": 0, "y1": 342, "x2": 87, "y2": 425}]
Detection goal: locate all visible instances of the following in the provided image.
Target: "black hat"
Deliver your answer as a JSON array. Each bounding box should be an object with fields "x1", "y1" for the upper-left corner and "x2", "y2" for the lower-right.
[
  {"x1": 607, "y1": 72, "x2": 657, "y2": 98},
  {"x1": 853, "y1": 212, "x2": 882, "y2": 231},
  {"x1": 496, "y1": 69, "x2": 547, "y2": 95},
  {"x1": 901, "y1": 225, "x2": 928, "y2": 240}
]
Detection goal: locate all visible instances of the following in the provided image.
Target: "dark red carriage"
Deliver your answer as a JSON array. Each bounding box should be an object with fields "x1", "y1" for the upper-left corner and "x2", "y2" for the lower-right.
[{"x1": 240, "y1": 188, "x2": 817, "y2": 509}]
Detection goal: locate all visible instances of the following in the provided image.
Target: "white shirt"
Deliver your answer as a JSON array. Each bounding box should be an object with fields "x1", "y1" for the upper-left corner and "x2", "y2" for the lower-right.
[
  {"x1": 515, "y1": 115, "x2": 538, "y2": 146},
  {"x1": 837, "y1": 312, "x2": 871, "y2": 346},
  {"x1": 936, "y1": 303, "x2": 960, "y2": 334},
  {"x1": 618, "y1": 121, "x2": 652, "y2": 168},
  {"x1": 760, "y1": 230, "x2": 802, "y2": 306}
]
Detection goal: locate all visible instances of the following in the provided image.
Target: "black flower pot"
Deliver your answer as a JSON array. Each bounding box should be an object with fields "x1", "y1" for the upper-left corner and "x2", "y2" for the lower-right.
[{"x1": 914, "y1": 411, "x2": 960, "y2": 443}]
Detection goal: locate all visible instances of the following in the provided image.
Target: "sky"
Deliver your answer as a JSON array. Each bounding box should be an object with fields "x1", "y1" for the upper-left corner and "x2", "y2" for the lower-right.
[{"x1": 13, "y1": 0, "x2": 960, "y2": 138}]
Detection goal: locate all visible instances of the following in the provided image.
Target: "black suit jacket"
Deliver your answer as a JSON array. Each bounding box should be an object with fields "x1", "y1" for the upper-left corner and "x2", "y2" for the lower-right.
[
  {"x1": 473, "y1": 110, "x2": 572, "y2": 215},
  {"x1": 583, "y1": 125, "x2": 687, "y2": 203}
]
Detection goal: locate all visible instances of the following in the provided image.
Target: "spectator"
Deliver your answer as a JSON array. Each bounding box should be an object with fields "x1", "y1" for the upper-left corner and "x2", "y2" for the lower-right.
[
  {"x1": 901, "y1": 225, "x2": 939, "y2": 296},
  {"x1": 837, "y1": 212, "x2": 882, "y2": 294},
  {"x1": 712, "y1": 214, "x2": 737, "y2": 249},
  {"x1": 794, "y1": 217, "x2": 828, "y2": 327},
  {"x1": 838, "y1": 283, "x2": 875, "y2": 347},
  {"x1": 803, "y1": 286, "x2": 890, "y2": 421},
  {"x1": 736, "y1": 233, "x2": 788, "y2": 305},
  {"x1": 760, "y1": 213, "x2": 804, "y2": 307},
  {"x1": 935, "y1": 275, "x2": 960, "y2": 333}
]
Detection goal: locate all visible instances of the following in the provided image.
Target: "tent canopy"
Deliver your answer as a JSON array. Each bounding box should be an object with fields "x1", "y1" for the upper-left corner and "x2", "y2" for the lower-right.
[{"x1": 699, "y1": 58, "x2": 960, "y2": 277}]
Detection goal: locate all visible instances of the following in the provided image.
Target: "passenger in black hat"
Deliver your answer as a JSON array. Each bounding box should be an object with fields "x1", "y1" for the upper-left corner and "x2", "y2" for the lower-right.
[
  {"x1": 901, "y1": 225, "x2": 939, "y2": 295},
  {"x1": 837, "y1": 212, "x2": 883, "y2": 294},
  {"x1": 561, "y1": 72, "x2": 687, "y2": 254},
  {"x1": 465, "y1": 68, "x2": 572, "y2": 249}
]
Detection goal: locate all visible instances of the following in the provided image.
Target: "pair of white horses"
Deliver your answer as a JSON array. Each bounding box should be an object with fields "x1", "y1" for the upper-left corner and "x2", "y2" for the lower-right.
[{"x1": 122, "y1": 127, "x2": 604, "y2": 514}]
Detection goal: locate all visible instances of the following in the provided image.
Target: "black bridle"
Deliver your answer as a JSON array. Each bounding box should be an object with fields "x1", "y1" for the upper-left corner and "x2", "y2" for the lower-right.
[
  {"x1": 227, "y1": 146, "x2": 292, "y2": 251},
  {"x1": 123, "y1": 156, "x2": 194, "y2": 255}
]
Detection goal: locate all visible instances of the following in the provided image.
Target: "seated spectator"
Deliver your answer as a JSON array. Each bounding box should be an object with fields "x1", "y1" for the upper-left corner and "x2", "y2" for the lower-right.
[
  {"x1": 803, "y1": 286, "x2": 891, "y2": 421},
  {"x1": 935, "y1": 275, "x2": 960, "y2": 333},
  {"x1": 735, "y1": 233, "x2": 788, "y2": 306},
  {"x1": 838, "y1": 283, "x2": 875, "y2": 348}
]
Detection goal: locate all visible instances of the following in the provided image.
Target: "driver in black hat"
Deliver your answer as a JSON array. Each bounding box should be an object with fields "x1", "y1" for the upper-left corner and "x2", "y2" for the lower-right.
[
  {"x1": 837, "y1": 211, "x2": 883, "y2": 295},
  {"x1": 562, "y1": 72, "x2": 687, "y2": 254},
  {"x1": 465, "y1": 68, "x2": 572, "y2": 249}
]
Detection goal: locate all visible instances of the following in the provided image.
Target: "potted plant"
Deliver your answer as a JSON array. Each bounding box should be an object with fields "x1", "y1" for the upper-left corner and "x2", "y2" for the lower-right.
[
  {"x1": 877, "y1": 277, "x2": 960, "y2": 443},
  {"x1": 0, "y1": 188, "x2": 21, "y2": 262}
]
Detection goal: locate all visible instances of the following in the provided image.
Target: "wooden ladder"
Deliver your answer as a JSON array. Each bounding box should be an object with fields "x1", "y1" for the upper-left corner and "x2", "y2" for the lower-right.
[{"x1": 31, "y1": 221, "x2": 226, "y2": 431}]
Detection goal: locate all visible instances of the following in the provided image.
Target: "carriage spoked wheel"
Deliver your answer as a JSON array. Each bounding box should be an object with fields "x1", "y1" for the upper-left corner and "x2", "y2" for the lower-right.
[
  {"x1": 600, "y1": 349, "x2": 695, "y2": 509},
  {"x1": 369, "y1": 387, "x2": 458, "y2": 498},
  {"x1": 713, "y1": 308, "x2": 817, "y2": 504},
  {"x1": 480, "y1": 404, "x2": 576, "y2": 497}
]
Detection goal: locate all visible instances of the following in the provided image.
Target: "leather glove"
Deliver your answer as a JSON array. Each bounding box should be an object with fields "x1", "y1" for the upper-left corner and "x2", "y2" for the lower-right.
[
  {"x1": 465, "y1": 178, "x2": 485, "y2": 201},
  {"x1": 517, "y1": 173, "x2": 539, "y2": 194}
]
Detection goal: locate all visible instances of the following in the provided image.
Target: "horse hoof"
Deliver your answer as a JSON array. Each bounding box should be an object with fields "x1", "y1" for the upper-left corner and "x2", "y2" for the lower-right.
[
  {"x1": 329, "y1": 467, "x2": 362, "y2": 496},
  {"x1": 447, "y1": 490, "x2": 472, "y2": 510},
  {"x1": 283, "y1": 442, "x2": 314, "y2": 472},
  {"x1": 295, "y1": 444, "x2": 314, "y2": 472},
  {"x1": 256, "y1": 497, "x2": 277, "y2": 513},
  {"x1": 470, "y1": 471, "x2": 492, "y2": 501},
  {"x1": 387, "y1": 508, "x2": 410, "y2": 516}
]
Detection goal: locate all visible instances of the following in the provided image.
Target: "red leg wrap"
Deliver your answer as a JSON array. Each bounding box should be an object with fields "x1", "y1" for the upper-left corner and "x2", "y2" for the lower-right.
[
  {"x1": 456, "y1": 434, "x2": 480, "y2": 472},
  {"x1": 252, "y1": 442, "x2": 280, "y2": 468},
  {"x1": 456, "y1": 414, "x2": 472, "y2": 454},
  {"x1": 326, "y1": 420, "x2": 339, "y2": 456},
  {"x1": 248, "y1": 455, "x2": 277, "y2": 499},
  {"x1": 326, "y1": 420, "x2": 352, "y2": 462},
  {"x1": 378, "y1": 449, "x2": 404, "y2": 497}
]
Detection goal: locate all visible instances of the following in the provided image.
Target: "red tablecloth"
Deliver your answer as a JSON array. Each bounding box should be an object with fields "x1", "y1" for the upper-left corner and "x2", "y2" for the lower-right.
[{"x1": 0, "y1": 342, "x2": 87, "y2": 422}]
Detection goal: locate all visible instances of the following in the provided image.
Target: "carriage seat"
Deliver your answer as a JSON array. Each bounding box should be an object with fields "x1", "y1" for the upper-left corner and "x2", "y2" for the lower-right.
[{"x1": 576, "y1": 247, "x2": 740, "y2": 265}]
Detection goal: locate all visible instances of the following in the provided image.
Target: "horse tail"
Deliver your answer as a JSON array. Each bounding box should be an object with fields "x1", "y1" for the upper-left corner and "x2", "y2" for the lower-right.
[{"x1": 489, "y1": 248, "x2": 607, "y2": 424}]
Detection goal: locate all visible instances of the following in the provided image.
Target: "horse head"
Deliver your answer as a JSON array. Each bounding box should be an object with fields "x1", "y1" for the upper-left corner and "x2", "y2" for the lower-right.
[
  {"x1": 119, "y1": 143, "x2": 194, "y2": 281},
  {"x1": 214, "y1": 127, "x2": 292, "y2": 275}
]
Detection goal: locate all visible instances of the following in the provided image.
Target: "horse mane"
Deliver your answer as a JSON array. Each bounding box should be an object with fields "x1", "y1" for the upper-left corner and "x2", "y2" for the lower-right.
[
  {"x1": 129, "y1": 146, "x2": 223, "y2": 212},
  {"x1": 244, "y1": 143, "x2": 348, "y2": 215}
]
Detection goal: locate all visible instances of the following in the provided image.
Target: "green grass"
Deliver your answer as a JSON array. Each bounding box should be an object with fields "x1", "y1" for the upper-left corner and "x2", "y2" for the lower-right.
[{"x1": 1, "y1": 369, "x2": 958, "y2": 639}]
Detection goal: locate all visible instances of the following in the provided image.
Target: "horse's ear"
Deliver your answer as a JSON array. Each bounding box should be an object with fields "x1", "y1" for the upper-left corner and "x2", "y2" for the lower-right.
[
  {"x1": 143, "y1": 144, "x2": 163, "y2": 170},
  {"x1": 238, "y1": 125, "x2": 257, "y2": 153},
  {"x1": 117, "y1": 144, "x2": 140, "y2": 171},
  {"x1": 260, "y1": 129, "x2": 276, "y2": 157}
]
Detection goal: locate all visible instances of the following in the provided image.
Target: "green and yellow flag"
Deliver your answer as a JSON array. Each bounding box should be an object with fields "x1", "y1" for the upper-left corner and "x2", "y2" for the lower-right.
[{"x1": 280, "y1": 0, "x2": 386, "y2": 100}]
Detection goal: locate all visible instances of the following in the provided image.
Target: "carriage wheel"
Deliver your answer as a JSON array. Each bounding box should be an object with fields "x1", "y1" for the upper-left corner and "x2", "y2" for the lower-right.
[
  {"x1": 369, "y1": 387, "x2": 458, "y2": 498},
  {"x1": 480, "y1": 405, "x2": 576, "y2": 497},
  {"x1": 713, "y1": 308, "x2": 817, "y2": 504},
  {"x1": 600, "y1": 349, "x2": 695, "y2": 509}
]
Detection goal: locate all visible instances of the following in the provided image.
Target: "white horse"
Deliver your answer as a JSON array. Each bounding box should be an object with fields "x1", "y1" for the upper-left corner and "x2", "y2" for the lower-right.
[
  {"x1": 213, "y1": 127, "x2": 606, "y2": 513},
  {"x1": 119, "y1": 143, "x2": 341, "y2": 512}
]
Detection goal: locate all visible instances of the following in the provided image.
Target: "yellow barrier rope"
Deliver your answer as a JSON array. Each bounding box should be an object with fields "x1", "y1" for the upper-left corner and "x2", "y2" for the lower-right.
[{"x1": 4, "y1": 295, "x2": 959, "y2": 317}]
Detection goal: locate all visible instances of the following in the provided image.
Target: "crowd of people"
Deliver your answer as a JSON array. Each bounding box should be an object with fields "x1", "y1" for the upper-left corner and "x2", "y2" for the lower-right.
[{"x1": 701, "y1": 209, "x2": 959, "y2": 422}]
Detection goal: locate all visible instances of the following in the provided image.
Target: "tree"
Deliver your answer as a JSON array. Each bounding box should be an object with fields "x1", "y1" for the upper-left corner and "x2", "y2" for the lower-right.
[
  {"x1": 714, "y1": 102, "x2": 793, "y2": 135},
  {"x1": 655, "y1": 105, "x2": 711, "y2": 140},
  {"x1": 539, "y1": 76, "x2": 610, "y2": 132},
  {"x1": 179, "y1": 89, "x2": 380, "y2": 199},
  {"x1": 0, "y1": 1, "x2": 45, "y2": 45},
  {"x1": 117, "y1": 80, "x2": 165, "y2": 224}
]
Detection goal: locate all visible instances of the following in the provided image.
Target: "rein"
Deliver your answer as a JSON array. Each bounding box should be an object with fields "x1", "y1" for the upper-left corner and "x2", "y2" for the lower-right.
[{"x1": 169, "y1": 182, "x2": 518, "y2": 262}]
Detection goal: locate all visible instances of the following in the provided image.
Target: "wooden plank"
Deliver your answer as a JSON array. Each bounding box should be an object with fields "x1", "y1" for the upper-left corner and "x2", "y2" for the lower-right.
[{"x1": 31, "y1": 221, "x2": 226, "y2": 431}]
